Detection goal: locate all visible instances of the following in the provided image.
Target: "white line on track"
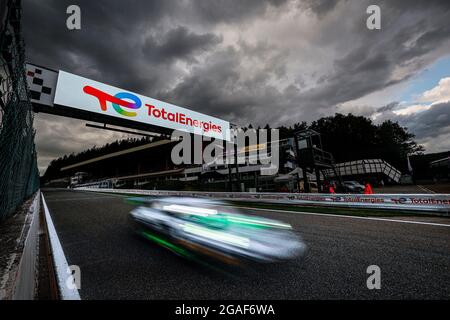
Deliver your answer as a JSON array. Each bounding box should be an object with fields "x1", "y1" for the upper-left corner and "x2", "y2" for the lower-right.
[
  {"x1": 42, "y1": 194, "x2": 81, "y2": 300},
  {"x1": 233, "y1": 205, "x2": 450, "y2": 228},
  {"x1": 418, "y1": 185, "x2": 436, "y2": 194}
]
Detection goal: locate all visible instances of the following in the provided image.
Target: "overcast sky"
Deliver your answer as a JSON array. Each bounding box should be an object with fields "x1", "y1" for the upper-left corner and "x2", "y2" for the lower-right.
[{"x1": 23, "y1": 0, "x2": 450, "y2": 173}]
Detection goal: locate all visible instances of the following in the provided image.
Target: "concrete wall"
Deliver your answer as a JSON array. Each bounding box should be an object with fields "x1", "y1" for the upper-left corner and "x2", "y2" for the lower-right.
[{"x1": 0, "y1": 191, "x2": 40, "y2": 300}]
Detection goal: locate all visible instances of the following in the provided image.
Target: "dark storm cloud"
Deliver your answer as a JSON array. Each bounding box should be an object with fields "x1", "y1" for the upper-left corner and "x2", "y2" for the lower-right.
[
  {"x1": 396, "y1": 102, "x2": 450, "y2": 140},
  {"x1": 189, "y1": 0, "x2": 289, "y2": 24},
  {"x1": 371, "y1": 100, "x2": 450, "y2": 152},
  {"x1": 23, "y1": 0, "x2": 285, "y2": 92},
  {"x1": 158, "y1": 47, "x2": 249, "y2": 119},
  {"x1": 384, "y1": 0, "x2": 450, "y2": 11},
  {"x1": 299, "y1": 7, "x2": 450, "y2": 111},
  {"x1": 142, "y1": 26, "x2": 222, "y2": 65},
  {"x1": 24, "y1": 0, "x2": 450, "y2": 120},
  {"x1": 22, "y1": 0, "x2": 450, "y2": 170},
  {"x1": 155, "y1": 0, "x2": 450, "y2": 125},
  {"x1": 23, "y1": 1, "x2": 172, "y2": 92},
  {"x1": 298, "y1": 0, "x2": 342, "y2": 16},
  {"x1": 157, "y1": 44, "x2": 291, "y2": 124}
]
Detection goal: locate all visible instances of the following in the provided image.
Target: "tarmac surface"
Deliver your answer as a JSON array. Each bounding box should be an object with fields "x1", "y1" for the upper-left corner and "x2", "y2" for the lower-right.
[{"x1": 42, "y1": 189, "x2": 450, "y2": 299}]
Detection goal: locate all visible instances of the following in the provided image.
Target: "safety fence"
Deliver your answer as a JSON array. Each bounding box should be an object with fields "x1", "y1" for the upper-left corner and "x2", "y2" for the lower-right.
[
  {"x1": 75, "y1": 188, "x2": 450, "y2": 215},
  {"x1": 0, "y1": 0, "x2": 40, "y2": 222}
]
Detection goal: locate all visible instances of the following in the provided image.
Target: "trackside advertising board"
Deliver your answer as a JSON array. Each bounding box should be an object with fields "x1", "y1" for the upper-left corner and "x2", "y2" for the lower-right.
[
  {"x1": 75, "y1": 188, "x2": 450, "y2": 215},
  {"x1": 53, "y1": 70, "x2": 231, "y2": 141}
]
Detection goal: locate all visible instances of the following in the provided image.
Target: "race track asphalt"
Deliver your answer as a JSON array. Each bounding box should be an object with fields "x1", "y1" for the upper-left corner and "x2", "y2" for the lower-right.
[{"x1": 42, "y1": 189, "x2": 450, "y2": 299}]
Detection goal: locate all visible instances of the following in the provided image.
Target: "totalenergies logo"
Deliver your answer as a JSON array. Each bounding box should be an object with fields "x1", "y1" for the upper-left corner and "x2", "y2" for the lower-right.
[
  {"x1": 83, "y1": 85, "x2": 223, "y2": 133},
  {"x1": 83, "y1": 86, "x2": 141, "y2": 117}
]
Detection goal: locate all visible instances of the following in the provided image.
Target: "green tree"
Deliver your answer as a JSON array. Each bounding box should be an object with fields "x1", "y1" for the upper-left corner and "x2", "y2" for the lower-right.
[
  {"x1": 309, "y1": 113, "x2": 423, "y2": 172},
  {"x1": 310, "y1": 113, "x2": 378, "y2": 162},
  {"x1": 375, "y1": 120, "x2": 424, "y2": 170}
]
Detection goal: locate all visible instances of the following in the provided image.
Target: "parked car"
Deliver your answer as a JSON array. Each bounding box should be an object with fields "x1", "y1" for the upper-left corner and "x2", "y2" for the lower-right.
[{"x1": 342, "y1": 181, "x2": 365, "y2": 193}]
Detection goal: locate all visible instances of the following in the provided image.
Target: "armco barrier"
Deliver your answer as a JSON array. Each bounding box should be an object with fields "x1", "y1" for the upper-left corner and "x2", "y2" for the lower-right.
[{"x1": 75, "y1": 188, "x2": 450, "y2": 215}]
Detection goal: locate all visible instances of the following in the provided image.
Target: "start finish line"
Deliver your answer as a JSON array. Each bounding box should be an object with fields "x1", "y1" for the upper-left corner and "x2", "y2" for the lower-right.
[{"x1": 26, "y1": 63, "x2": 231, "y2": 141}]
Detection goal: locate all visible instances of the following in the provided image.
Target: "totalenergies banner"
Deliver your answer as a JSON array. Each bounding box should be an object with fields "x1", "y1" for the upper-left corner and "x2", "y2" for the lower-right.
[
  {"x1": 53, "y1": 70, "x2": 231, "y2": 141},
  {"x1": 75, "y1": 188, "x2": 450, "y2": 215}
]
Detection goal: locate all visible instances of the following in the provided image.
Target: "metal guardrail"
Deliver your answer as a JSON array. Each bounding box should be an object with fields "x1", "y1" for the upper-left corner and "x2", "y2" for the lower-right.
[{"x1": 75, "y1": 188, "x2": 450, "y2": 215}]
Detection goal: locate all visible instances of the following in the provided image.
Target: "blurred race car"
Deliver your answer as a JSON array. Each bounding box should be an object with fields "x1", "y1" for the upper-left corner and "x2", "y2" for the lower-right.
[{"x1": 128, "y1": 197, "x2": 306, "y2": 264}]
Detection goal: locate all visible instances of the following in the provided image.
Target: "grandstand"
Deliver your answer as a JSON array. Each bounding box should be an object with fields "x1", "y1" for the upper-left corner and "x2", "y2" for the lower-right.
[{"x1": 45, "y1": 137, "x2": 298, "y2": 192}]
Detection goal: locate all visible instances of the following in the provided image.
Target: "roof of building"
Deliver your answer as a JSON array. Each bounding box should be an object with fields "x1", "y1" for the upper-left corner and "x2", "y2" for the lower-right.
[
  {"x1": 60, "y1": 139, "x2": 174, "y2": 171},
  {"x1": 430, "y1": 156, "x2": 450, "y2": 167}
]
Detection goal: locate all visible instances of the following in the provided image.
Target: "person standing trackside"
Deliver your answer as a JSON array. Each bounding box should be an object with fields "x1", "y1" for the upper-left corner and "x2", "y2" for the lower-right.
[
  {"x1": 329, "y1": 183, "x2": 336, "y2": 194},
  {"x1": 364, "y1": 182, "x2": 373, "y2": 194}
]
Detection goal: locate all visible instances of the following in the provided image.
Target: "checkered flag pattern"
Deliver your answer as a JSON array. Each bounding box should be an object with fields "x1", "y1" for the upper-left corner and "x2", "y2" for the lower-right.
[{"x1": 26, "y1": 63, "x2": 58, "y2": 106}]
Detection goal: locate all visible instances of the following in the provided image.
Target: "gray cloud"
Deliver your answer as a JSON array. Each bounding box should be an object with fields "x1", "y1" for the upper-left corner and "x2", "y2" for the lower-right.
[
  {"x1": 397, "y1": 102, "x2": 450, "y2": 140},
  {"x1": 373, "y1": 101, "x2": 450, "y2": 153},
  {"x1": 160, "y1": 0, "x2": 450, "y2": 125},
  {"x1": 298, "y1": 0, "x2": 343, "y2": 16},
  {"x1": 188, "y1": 0, "x2": 289, "y2": 24},
  {"x1": 143, "y1": 26, "x2": 222, "y2": 65},
  {"x1": 377, "y1": 102, "x2": 400, "y2": 113}
]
